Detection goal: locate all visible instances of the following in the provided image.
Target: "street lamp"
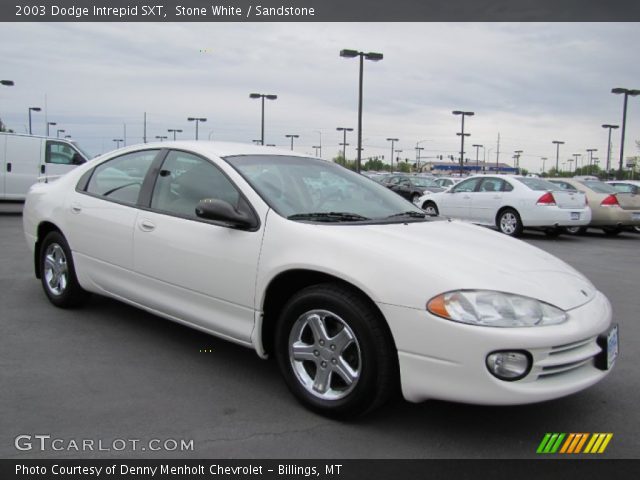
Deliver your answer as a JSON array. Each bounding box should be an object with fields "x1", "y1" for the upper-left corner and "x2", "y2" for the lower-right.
[
  {"x1": 314, "y1": 130, "x2": 322, "y2": 158},
  {"x1": 541, "y1": 157, "x2": 548, "y2": 175},
  {"x1": 251, "y1": 139, "x2": 261, "y2": 145},
  {"x1": 601, "y1": 124, "x2": 619, "y2": 176},
  {"x1": 386, "y1": 138, "x2": 399, "y2": 170},
  {"x1": 337, "y1": 127, "x2": 353, "y2": 164},
  {"x1": 113, "y1": 138, "x2": 124, "y2": 148},
  {"x1": 552, "y1": 140, "x2": 564, "y2": 173},
  {"x1": 611, "y1": 88, "x2": 640, "y2": 179},
  {"x1": 514, "y1": 150, "x2": 523, "y2": 174},
  {"x1": 167, "y1": 128, "x2": 183, "y2": 140},
  {"x1": 28, "y1": 107, "x2": 41, "y2": 135},
  {"x1": 473, "y1": 144, "x2": 483, "y2": 173},
  {"x1": 249, "y1": 93, "x2": 277, "y2": 145},
  {"x1": 312, "y1": 145, "x2": 321, "y2": 157},
  {"x1": 453, "y1": 111, "x2": 474, "y2": 176},
  {"x1": 586, "y1": 148, "x2": 597, "y2": 175},
  {"x1": 187, "y1": 117, "x2": 207, "y2": 140},
  {"x1": 339, "y1": 48, "x2": 384, "y2": 173},
  {"x1": 572, "y1": 153, "x2": 582, "y2": 174},
  {"x1": 155, "y1": 135, "x2": 168, "y2": 142},
  {"x1": 56, "y1": 129, "x2": 65, "y2": 139},
  {"x1": 285, "y1": 134, "x2": 299, "y2": 151},
  {"x1": 46, "y1": 122, "x2": 57, "y2": 137},
  {"x1": 415, "y1": 146, "x2": 424, "y2": 171}
]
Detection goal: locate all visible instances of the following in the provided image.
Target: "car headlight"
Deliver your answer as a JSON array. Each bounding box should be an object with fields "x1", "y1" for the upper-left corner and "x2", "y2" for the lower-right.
[{"x1": 427, "y1": 290, "x2": 567, "y2": 327}]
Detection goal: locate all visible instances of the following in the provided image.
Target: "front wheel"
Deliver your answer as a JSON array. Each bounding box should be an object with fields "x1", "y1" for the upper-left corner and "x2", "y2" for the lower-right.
[
  {"x1": 497, "y1": 209, "x2": 523, "y2": 237},
  {"x1": 422, "y1": 201, "x2": 439, "y2": 216},
  {"x1": 275, "y1": 284, "x2": 397, "y2": 418},
  {"x1": 40, "y1": 231, "x2": 89, "y2": 308}
]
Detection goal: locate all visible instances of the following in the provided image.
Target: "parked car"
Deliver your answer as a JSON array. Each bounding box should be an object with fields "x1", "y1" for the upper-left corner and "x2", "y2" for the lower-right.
[
  {"x1": 23, "y1": 142, "x2": 617, "y2": 417},
  {"x1": 607, "y1": 180, "x2": 640, "y2": 233},
  {"x1": 0, "y1": 132, "x2": 89, "y2": 200},
  {"x1": 417, "y1": 175, "x2": 590, "y2": 237},
  {"x1": 383, "y1": 174, "x2": 444, "y2": 202},
  {"x1": 548, "y1": 178, "x2": 640, "y2": 236},
  {"x1": 434, "y1": 177, "x2": 463, "y2": 189}
]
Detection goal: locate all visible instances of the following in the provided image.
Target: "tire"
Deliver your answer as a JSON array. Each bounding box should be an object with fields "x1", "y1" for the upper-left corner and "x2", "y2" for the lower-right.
[
  {"x1": 40, "y1": 231, "x2": 89, "y2": 308},
  {"x1": 633, "y1": 226, "x2": 640, "y2": 234},
  {"x1": 275, "y1": 283, "x2": 397, "y2": 418},
  {"x1": 602, "y1": 226, "x2": 622, "y2": 236},
  {"x1": 497, "y1": 208, "x2": 523, "y2": 237},
  {"x1": 422, "y1": 201, "x2": 439, "y2": 216},
  {"x1": 565, "y1": 226, "x2": 587, "y2": 235}
]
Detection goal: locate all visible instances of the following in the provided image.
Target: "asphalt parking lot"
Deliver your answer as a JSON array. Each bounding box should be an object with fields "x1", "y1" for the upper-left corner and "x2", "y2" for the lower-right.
[{"x1": 1, "y1": 204, "x2": 638, "y2": 459}]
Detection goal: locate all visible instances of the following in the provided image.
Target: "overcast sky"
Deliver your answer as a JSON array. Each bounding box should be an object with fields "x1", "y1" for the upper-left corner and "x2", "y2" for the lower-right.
[{"x1": 1, "y1": 22, "x2": 639, "y2": 172}]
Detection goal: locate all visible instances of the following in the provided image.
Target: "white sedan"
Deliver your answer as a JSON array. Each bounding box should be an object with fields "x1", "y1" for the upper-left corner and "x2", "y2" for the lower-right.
[
  {"x1": 23, "y1": 142, "x2": 617, "y2": 417},
  {"x1": 417, "y1": 175, "x2": 591, "y2": 237}
]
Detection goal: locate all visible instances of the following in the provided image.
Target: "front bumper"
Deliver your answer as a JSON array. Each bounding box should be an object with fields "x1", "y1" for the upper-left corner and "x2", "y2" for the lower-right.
[{"x1": 379, "y1": 291, "x2": 614, "y2": 405}]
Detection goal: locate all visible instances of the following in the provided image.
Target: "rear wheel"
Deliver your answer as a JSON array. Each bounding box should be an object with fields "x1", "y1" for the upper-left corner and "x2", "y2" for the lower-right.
[
  {"x1": 497, "y1": 209, "x2": 523, "y2": 237},
  {"x1": 602, "y1": 226, "x2": 623, "y2": 236},
  {"x1": 275, "y1": 284, "x2": 397, "y2": 418},
  {"x1": 565, "y1": 226, "x2": 587, "y2": 235},
  {"x1": 40, "y1": 231, "x2": 89, "y2": 308},
  {"x1": 422, "y1": 201, "x2": 439, "y2": 216}
]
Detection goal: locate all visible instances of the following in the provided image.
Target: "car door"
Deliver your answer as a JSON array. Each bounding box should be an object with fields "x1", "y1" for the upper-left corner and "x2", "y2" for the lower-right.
[
  {"x1": 67, "y1": 149, "x2": 161, "y2": 297},
  {"x1": 132, "y1": 149, "x2": 263, "y2": 344},
  {"x1": 470, "y1": 177, "x2": 508, "y2": 224},
  {"x1": 439, "y1": 177, "x2": 481, "y2": 219}
]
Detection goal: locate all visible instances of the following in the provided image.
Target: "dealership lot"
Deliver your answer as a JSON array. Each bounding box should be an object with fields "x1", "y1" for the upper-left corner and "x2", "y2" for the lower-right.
[{"x1": 1, "y1": 209, "x2": 638, "y2": 459}]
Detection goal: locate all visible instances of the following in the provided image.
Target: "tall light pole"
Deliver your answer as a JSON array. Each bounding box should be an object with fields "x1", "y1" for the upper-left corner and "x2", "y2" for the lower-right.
[
  {"x1": 155, "y1": 135, "x2": 168, "y2": 142},
  {"x1": 337, "y1": 127, "x2": 353, "y2": 164},
  {"x1": 415, "y1": 146, "x2": 424, "y2": 171},
  {"x1": 601, "y1": 123, "x2": 619, "y2": 176},
  {"x1": 285, "y1": 134, "x2": 299, "y2": 151},
  {"x1": 453, "y1": 111, "x2": 474, "y2": 176},
  {"x1": 541, "y1": 157, "x2": 547, "y2": 175},
  {"x1": 611, "y1": 88, "x2": 640, "y2": 179},
  {"x1": 514, "y1": 150, "x2": 523, "y2": 174},
  {"x1": 46, "y1": 121, "x2": 56, "y2": 137},
  {"x1": 587, "y1": 148, "x2": 597, "y2": 175},
  {"x1": 572, "y1": 153, "x2": 581, "y2": 174},
  {"x1": 249, "y1": 93, "x2": 277, "y2": 145},
  {"x1": 314, "y1": 130, "x2": 323, "y2": 158},
  {"x1": 187, "y1": 117, "x2": 207, "y2": 140},
  {"x1": 168, "y1": 128, "x2": 182, "y2": 140},
  {"x1": 312, "y1": 145, "x2": 321, "y2": 157},
  {"x1": 386, "y1": 138, "x2": 398, "y2": 171},
  {"x1": 28, "y1": 107, "x2": 41, "y2": 135},
  {"x1": 473, "y1": 144, "x2": 483, "y2": 173},
  {"x1": 339, "y1": 49, "x2": 383, "y2": 173},
  {"x1": 56, "y1": 129, "x2": 65, "y2": 139},
  {"x1": 1, "y1": 80, "x2": 14, "y2": 131},
  {"x1": 552, "y1": 140, "x2": 564, "y2": 173},
  {"x1": 113, "y1": 138, "x2": 124, "y2": 148}
]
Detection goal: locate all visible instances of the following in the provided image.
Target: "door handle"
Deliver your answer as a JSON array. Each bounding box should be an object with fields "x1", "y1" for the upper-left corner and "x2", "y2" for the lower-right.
[
  {"x1": 139, "y1": 220, "x2": 156, "y2": 232},
  {"x1": 6, "y1": 162, "x2": 11, "y2": 172},
  {"x1": 40, "y1": 164, "x2": 46, "y2": 174},
  {"x1": 71, "y1": 203, "x2": 82, "y2": 214}
]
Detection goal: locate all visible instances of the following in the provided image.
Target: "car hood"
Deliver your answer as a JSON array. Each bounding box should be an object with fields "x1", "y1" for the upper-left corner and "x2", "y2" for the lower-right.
[{"x1": 273, "y1": 217, "x2": 597, "y2": 312}]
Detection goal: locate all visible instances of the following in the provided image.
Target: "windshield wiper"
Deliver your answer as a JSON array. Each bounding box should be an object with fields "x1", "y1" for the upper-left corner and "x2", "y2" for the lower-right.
[
  {"x1": 386, "y1": 211, "x2": 427, "y2": 219},
  {"x1": 287, "y1": 212, "x2": 370, "y2": 222}
]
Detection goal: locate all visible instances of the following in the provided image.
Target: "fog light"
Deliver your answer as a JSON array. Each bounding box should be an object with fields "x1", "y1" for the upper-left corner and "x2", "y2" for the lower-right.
[{"x1": 486, "y1": 351, "x2": 531, "y2": 381}]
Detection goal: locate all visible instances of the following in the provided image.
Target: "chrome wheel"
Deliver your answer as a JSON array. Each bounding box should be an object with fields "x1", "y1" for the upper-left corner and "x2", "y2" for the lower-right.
[
  {"x1": 500, "y1": 213, "x2": 517, "y2": 235},
  {"x1": 43, "y1": 243, "x2": 68, "y2": 296},
  {"x1": 288, "y1": 309, "x2": 361, "y2": 401},
  {"x1": 423, "y1": 203, "x2": 438, "y2": 216}
]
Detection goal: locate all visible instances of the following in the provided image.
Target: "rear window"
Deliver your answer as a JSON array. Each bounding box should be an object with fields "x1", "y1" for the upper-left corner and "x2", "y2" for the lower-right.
[
  {"x1": 580, "y1": 181, "x2": 617, "y2": 194},
  {"x1": 515, "y1": 177, "x2": 560, "y2": 191}
]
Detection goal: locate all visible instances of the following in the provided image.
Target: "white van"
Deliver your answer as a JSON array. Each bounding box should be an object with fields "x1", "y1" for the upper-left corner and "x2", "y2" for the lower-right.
[{"x1": 0, "y1": 132, "x2": 89, "y2": 200}]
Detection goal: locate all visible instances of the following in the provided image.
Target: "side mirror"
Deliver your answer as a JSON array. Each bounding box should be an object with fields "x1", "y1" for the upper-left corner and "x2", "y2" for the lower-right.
[
  {"x1": 72, "y1": 153, "x2": 86, "y2": 165},
  {"x1": 195, "y1": 198, "x2": 257, "y2": 229}
]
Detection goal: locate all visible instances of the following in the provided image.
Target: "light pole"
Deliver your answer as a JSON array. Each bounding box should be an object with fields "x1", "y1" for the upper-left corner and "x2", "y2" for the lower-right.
[
  {"x1": 567, "y1": 158, "x2": 574, "y2": 175},
  {"x1": 572, "y1": 153, "x2": 582, "y2": 174},
  {"x1": 285, "y1": 134, "x2": 299, "y2": 151},
  {"x1": 541, "y1": 157, "x2": 547, "y2": 175},
  {"x1": 313, "y1": 130, "x2": 323, "y2": 158},
  {"x1": 473, "y1": 144, "x2": 483, "y2": 173},
  {"x1": 552, "y1": 140, "x2": 564, "y2": 174},
  {"x1": 56, "y1": 129, "x2": 65, "y2": 139},
  {"x1": 28, "y1": 107, "x2": 41, "y2": 135},
  {"x1": 249, "y1": 93, "x2": 277, "y2": 145},
  {"x1": 386, "y1": 138, "x2": 398, "y2": 171},
  {"x1": 611, "y1": 88, "x2": 640, "y2": 179},
  {"x1": 187, "y1": 117, "x2": 207, "y2": 140},
  {"x1": 312, "y1": 145, "x2": 321, "y2": 157},
  {"x1": 339, "y1": 49, "x2": 383, "y2": 173},
  {"x1": 453, "y1": 111, "x2": 474, "y2": 176},
  {"x1": 601, "y1": 124, "x2": 619, "y2": 176},
  {"x1": 168, "y1": 128, "x2": 182, "y2": 140},
  {"x1": 155, "y1": 135, "x2": 168, "y2": 142},
  {"x1": 46, "y1": 122, "x2": 56, "y2": 137},
  {"x1": 514, "y1": 150, "x2": 523, "y2": 174},
  {"x1": 337, "y1": 127, "x2": 353, "y2": 164},
  {"x1": 587, "y1": 148, "x2": 597, "y2": 175},
  {"x1": 252, "y1": 139, "x2": 261, "y2": 145},
  {"x1": 415, "y1": 146, "x2": 424, "y2": 171},
  {"x1": 113, "y1": 138, "x2": 124, "y2": 148}
]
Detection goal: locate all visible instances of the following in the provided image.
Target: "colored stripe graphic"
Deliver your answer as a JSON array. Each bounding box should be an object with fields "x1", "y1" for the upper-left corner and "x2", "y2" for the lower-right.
[{"x1": 537, "y1": 433, "x2": 613, "y2": 454}]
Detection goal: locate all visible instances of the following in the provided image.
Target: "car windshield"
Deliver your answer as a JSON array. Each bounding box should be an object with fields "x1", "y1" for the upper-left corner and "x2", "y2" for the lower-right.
[
  {"x1": 515, "y1": 177, "x2": 561, "y2": 191},
  {"x1": 580, "y1": 181, "x2": 617, "y2": 194},
  {"x1": 412, "y1": 177, "x2": 439, "y2": 188},
  {"x1": 225, "y1": 155, "x2": 427, "y2": 223}
]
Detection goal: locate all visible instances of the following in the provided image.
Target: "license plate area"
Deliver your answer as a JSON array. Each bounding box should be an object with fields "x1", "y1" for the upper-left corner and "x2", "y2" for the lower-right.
[
  {"x1": 595, "y1": 324, "x2": 619, "y2": 370},
  {"x1": 571, "y1": 212, "x2": 580, "y2": 221},
  {"x1": 632, "y1": 212, "x2": 640, "y2": 221}
]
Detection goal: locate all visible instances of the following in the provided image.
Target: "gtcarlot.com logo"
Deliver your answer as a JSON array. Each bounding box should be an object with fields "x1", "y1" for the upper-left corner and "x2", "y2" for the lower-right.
[{"x1": 536, "y1": 433, "x2": 613, "y2": 454}]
